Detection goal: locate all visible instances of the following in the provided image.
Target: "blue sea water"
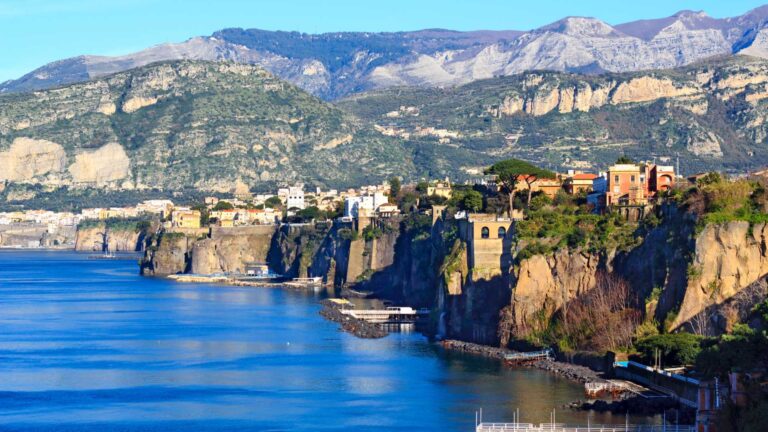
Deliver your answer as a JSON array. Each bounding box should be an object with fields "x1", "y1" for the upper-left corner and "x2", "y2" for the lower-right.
[{"x1": 0, "y1": 250, "x2": 654, "y2": 431}]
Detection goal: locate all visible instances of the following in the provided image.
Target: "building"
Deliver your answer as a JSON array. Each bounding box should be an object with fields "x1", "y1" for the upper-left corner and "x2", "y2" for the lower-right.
[
  {"x1": 210, "y1": 209, "x2": 237, "y2": 227},
  {"x1": 427, "y1": 178, "x2": 453, "y2": 199},
  {"x1": 344, "y1": 192, "x2": 388, "y2": 218},
  {"x1": 171, "y1": 209, "x2": 201, "y2": 229},
  {"x1": 136, "y1": 200, "x2": 174, "y2": 219},
  {"x1": 564, "y1": 173, "x2": 599, "y2": 194},
  {"x1": 605, "y1": 163, "x2": 675, "y2": 206},
  {"x1": 279, "y1": 185, "x2": 305, "y2": 210},
  {"x1": 514, "y1": 175, "x2": 563, "y2": 198},
  {"x1": 376, "y1": 203, "x2": 401, "y2": 218},
  {"x1": 460, "y1": 213, "x2": 519, "y2": 281},
  {"x1": 246, "y1": 208, "x2": 279, "y2": 225}
]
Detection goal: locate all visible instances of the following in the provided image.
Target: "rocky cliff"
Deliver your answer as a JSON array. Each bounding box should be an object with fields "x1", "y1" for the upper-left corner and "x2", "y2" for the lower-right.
[
  {"x1": 341, "y1": 56, "x2": 768, "y2": 175},
  {"x1": 74, "y1": 226, "x2": 145, "y2": 252}
]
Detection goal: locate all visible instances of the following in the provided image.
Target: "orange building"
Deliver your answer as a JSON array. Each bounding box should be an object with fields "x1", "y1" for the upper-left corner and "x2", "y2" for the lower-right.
[
  {"x1": 605, "y1": 163, "x2": 675, "y2": 206},
  {"x1": 564, "y1": 173, "x2": 599, "y2": 194}
]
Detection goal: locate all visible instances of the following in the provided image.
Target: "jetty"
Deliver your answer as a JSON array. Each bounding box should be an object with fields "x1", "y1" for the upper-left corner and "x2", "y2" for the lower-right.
[
  {"x1": 503, "y1": 349, "x2": 553, "y2": 365},
  {"x1": 475, "y1": 423, "x2": 694, "y2": 432},
  {"x1": 339, "y1": 306, "x2": 429, "y2": 324}
]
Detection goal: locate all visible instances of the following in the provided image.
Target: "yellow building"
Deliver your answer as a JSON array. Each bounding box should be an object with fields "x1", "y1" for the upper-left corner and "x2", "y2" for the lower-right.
[
  {"x1": 172, "y1": 209, "x2": 201, "y2": 229},
  {"x1": 463, "y1": 213, "x2": 515, "y2": 281},
  {"x1": 427, "y1": 178, "x2": 453, "y2": 199},
  {"x1": 210, "y1": 209, "x2": 237, "y2": 227}
]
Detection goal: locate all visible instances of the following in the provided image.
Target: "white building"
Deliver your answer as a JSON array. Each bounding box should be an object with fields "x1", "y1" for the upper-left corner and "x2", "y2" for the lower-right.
[
  {"x1": 283, "y1": 185, "x2": 305, "y2": 210},
  {"x1": 344, "y1": 192, "x2": 388, "y2": 218}
]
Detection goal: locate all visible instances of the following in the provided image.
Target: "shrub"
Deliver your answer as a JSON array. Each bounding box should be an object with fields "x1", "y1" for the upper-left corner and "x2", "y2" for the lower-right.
[{"x1": 635, "y1": 332, "x2": 703, "y2": 367}]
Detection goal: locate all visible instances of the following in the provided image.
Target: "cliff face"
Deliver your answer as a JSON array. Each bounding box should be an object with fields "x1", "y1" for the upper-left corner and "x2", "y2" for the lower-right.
[
  {"x1": 74, "y1": 226, "x2": 144, "y2": 252},
  {"x1": 674, "y1": 222, "x2": 768, "y2": 329},
  {"x1": 191, "y1": 226, "x2": 277, "y2": 274},
  {"x1": 140, "y1": 233, "x2": 195, "y2": 276}
]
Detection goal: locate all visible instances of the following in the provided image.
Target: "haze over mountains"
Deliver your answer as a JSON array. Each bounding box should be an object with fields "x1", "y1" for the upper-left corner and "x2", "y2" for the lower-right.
[{"x1": 5, "y1": 6, "x2": 768, "y2": 99}]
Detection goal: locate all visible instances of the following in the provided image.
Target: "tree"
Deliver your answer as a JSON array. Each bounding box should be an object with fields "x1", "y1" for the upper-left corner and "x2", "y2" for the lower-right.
[
  {"x1": 485, "y1": 159, "x2": 554, "y2": 216},
  {"x1": 191, "y1": 203, "x2": 209, "y2": 226},
  {"x1": 264, "y1": 196, "x2": 282, "y2": 209},
  {"x1": 389, "y1": 177, "x2": 401, "y2": 202},
  {"x1": 212, "y1": 201, "x2": 234, "y2": 211},
  {"x1": 295, "y1": 206, "x2": 321, "y2": 222},
  {"x1": 616, "y1": 155, "x2": 635, "y2": 164},
  {"x1": 462, "y1": 190, "x2": 483, "y2": 212}
]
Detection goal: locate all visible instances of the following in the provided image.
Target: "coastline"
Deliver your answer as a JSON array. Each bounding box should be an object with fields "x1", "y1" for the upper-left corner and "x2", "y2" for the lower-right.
[{"x1": 440, "y1": 339, "x2": 603, "y2": 385}]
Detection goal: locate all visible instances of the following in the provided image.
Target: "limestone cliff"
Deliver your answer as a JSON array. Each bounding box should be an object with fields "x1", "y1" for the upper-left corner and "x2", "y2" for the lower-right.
[
  {"x1": 190, "y1": 226, "x2": 277, "y2": 274},
  {"x1": 140, "y1": 233, "x2": 195, "y2": 276},
  {"x1": 74, "y1": 226, "x2": 144, "y2": 252}
]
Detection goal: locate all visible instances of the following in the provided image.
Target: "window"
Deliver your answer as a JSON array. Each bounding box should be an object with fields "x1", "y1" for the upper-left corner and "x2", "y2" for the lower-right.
[
  {"x1": 630, "y1": 175, "x2": 635, "y2": 183},
  {"x1": 481, "y1": 227, "x2": 489, "y2": 239},
  {"x1": 614, "y1": 175, "x2": 619, "y2": 183},
  {"x1": 498, "y1": 227, "x2": 507, "y2": 238}
]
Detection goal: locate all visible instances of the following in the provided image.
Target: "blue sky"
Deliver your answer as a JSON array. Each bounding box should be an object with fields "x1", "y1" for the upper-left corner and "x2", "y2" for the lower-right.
[{"x1": 1, "y1": 0, "x2": 767, "y2": 82}]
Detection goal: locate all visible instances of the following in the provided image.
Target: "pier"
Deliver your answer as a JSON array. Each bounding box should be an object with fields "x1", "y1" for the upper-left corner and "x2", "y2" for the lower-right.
[
  {"x1": 503, "y1": 349, "x2": 553, "y2": 364},
  {"x1": 476, "y1": 424, "x2": 694, "y2": 432},
  {"x1": 339, "y1": 306, "x2": 429, "y2": 324}
]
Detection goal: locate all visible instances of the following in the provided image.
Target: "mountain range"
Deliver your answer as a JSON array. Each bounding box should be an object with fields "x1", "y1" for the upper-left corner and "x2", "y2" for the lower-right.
[{"x1": 5, "y1": 6, "x2": 768, "y2": 99}]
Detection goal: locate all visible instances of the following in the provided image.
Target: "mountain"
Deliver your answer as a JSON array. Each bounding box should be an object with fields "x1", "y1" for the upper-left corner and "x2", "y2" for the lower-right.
[
  {"x1": 5, "y1": 6, "x2": 768, "y2": 99},
  {"x1": 6, "y1": 56, "x2": 768, "y2": 198},
  {"x1": 0, "y1": 60, "x2": 412, "y2": 192},
  {"x1": 338, "y1": 56, "x2": 768, "y2": 177}
]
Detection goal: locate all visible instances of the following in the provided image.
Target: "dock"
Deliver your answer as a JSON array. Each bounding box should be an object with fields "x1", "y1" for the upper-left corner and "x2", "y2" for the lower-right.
[
  {"x1": 476, "y1": 423, "x2": 694, "y2": 432},
  {"x1": 339, "y1": 306, "x2": 429, "y2": 324},
  {"x1": 503, "y1": 349, "x2": 553, "y2": 364}
]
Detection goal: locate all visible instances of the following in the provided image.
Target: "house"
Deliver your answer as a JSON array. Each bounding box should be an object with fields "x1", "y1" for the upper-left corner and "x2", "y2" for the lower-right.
[
  {"x1": 171, "y1": 209, "x2": 201, "y2": 229},
  {"x1": 513, "y1": 174, "x2": 564, "y2": 198},
  {"x1": 136, "y1": 200, "x2": 174, "y2": 219},
  {"x1": 564, "y1": 173, "x2": 599, "y2": 194},
  {"x1": 376, "y1": 203, "x2": 400, "y2": 218},
  {"x1": 427, "y1": 178, "x2": 453, "y2": 199},
  {"x1": 605, "y1": 163, "x2": 675, "y2": 206},
  {"x1": 279, "y1": 185, "x2": 305, "y2": 210},
  {"x1": 344, "y1": 192, "x2": 388, "y2": 218},
  {"x1": 210, "y1": 209, "x2": 237, "y2": 227},
  {"x1": 246, "y1": 208, "x2": 278, "y2": 225}
]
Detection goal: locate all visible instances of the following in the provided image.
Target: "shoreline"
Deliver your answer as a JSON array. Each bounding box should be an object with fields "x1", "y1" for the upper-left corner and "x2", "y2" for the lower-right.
[{"x1": 440, "y1": 339, "x2": 603, "y2": 385}]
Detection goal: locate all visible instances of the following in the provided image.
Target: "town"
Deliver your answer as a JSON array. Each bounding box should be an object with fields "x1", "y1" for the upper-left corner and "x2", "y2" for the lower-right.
[{"x1": 0, "y1": 158, "x2": 682, "y2": 249}]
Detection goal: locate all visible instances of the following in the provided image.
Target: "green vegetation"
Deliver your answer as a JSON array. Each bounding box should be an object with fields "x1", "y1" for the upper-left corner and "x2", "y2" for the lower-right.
[
  {"x1": 672, "y1": 173, "x2": 768, "y2": 227},
  {"x1": 78, "y1": 217, "x2": 152, "y2": 233},
  {"x1": 485, "y1": 159, "x2": 556, "y2": 214},
  {"x1": 515, "y1": 193, "x2": 640, "y2": 259},
  {"x1": 264, "y1": 196, "x2": 282, "y2": 209},
  {"x1": 212, "y1": 201, "x2": 234, "y2": 211},
  {"x1": 635, "y1": 333, "x2": 703, "y2": 366}
]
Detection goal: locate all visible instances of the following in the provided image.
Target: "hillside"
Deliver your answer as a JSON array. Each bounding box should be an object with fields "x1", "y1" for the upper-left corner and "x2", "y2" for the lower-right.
[
  {"x1": 339, "y1": 56, "x2": 768, "y2": 175},
  {"x1": 0, "y1": 60, "x2": 412, "y2": 194},
  {"x1": 5, "y1": 7, "x2": 768, "y2": 99}
]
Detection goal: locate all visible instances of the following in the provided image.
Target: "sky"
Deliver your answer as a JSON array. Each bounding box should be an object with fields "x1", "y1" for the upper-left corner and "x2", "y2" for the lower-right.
[{"x1": 1, "y1": 0, "x2": 767, "y2": 82}]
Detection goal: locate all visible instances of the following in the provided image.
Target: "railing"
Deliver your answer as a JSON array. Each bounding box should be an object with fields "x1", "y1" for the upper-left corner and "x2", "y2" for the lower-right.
[
  {"x1": 477, "y1": 423, "x2": 695, "y2": 432},
  {"x1": 503, "y1": 349, "x2": 553, "y2": 362}
]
